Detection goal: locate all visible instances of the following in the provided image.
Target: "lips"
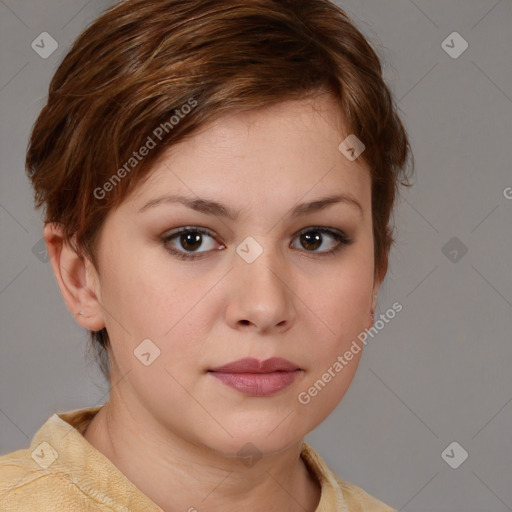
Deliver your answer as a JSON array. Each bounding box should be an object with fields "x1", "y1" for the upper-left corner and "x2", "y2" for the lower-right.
[
  {"x1": 208, "y1": 357, "x2": 302, "y2": 396},
  {"x1": 209, "y1": 357, "x2": 300, "y2": 374}
]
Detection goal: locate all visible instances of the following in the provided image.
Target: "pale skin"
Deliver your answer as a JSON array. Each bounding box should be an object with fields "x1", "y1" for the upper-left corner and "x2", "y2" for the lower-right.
[{"x1": 44, "y1": 93, "x2": 385, "y2": 512}]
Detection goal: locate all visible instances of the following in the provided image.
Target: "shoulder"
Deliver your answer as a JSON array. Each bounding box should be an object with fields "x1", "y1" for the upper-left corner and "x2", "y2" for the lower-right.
[
  {"x1": 335, "y1": 477, "x2": 397, "y2": 512},
  {"x1": 301, "y1": 443, "x2": 396, "y2": 512},
  {"x1": 0, "y1": 449, "x2": 87, "y2": 511}
]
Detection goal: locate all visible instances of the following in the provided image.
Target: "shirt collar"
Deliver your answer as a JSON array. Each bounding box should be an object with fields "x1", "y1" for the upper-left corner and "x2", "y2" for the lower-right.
[
  {"x1": 31, "y1": 406, "x2": 161, "y2": 511},
  {"x1": 31, "y1": 406, "x2": 349, "y2": 511}
]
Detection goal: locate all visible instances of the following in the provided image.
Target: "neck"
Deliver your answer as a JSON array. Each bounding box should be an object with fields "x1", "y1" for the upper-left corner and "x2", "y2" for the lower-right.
[{"x1": 82, "y1": 399, "x2": 321, "y2": 512}]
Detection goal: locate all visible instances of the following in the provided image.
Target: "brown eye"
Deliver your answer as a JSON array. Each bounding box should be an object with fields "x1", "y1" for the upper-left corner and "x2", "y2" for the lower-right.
[
  {"x1": 291, "y1": 227, "x2": 351, "y2": 255},
  {"x1": 162, "y1": 227, "x2": 224, "y2": 261},
  {"x1": 299, "y1": 231, "x2": 322, "y2": 251},
  {"x1": 179, "y1": 232, "x2": 203, "y2": 251}
]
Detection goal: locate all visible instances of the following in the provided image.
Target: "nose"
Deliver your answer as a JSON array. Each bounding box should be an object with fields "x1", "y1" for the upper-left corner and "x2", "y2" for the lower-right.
[{"x1": 225, "y1": 240, "x2": 297, "y2": 335}]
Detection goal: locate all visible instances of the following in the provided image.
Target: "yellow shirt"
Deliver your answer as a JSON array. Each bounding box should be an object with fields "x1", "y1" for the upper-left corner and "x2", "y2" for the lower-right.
[{"x1": 0, "y1": 406, "x2": 396, "y2": 511}]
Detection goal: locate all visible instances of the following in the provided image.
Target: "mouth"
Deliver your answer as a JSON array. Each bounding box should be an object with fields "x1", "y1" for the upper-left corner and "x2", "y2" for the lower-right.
[{"x1": 208, "y1": 357, "x2": 303, "y2": 397}]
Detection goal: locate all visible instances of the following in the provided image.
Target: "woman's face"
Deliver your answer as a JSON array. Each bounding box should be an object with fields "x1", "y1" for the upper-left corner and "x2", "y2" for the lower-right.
[{"x1": 89, "y1": 94, "x2": 381, "y2": 457}]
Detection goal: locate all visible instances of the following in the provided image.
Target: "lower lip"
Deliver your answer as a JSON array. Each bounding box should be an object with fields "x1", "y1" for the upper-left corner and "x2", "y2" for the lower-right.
[{"x1": 209, "y1": 370, "x2": 301, "y2": 396}]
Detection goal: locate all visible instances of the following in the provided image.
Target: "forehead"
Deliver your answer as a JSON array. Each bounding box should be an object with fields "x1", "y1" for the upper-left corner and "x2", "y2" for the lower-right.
[{"x1": 127, "y1": 95, "x2": 371, "y2": 216}]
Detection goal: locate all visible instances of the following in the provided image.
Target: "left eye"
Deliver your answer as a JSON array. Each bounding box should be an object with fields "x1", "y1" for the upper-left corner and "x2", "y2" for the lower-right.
[{"x1": 290, "y1": 227, "x2": 350, "y2": 253}]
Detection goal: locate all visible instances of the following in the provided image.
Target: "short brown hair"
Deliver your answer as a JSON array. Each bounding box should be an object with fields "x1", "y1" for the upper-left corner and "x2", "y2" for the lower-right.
[{"x1": 26, "y1": 0, "x2": 413, "y2": 380}]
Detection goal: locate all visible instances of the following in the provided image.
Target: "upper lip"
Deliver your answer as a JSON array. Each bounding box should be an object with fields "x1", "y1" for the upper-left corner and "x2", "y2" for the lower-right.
[{"x1": 209, "y1": 357, "x2": 300, "y2": 374}]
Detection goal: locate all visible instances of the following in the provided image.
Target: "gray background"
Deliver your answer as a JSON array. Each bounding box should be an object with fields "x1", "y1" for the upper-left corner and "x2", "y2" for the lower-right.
[{"x1": 1, "y1": 1, "x2": 511, "y2": 511}]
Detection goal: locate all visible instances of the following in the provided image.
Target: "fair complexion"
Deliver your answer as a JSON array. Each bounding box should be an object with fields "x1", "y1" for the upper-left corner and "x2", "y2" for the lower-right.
[{"x1": 44, "y1": 94, "x2": 383, "y2": 512}]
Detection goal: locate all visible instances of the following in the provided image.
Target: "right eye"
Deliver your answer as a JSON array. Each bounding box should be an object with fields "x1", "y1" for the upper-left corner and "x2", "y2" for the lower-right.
[{"x1": 162, "y1": 227, "x2": 225, "y2": 261}]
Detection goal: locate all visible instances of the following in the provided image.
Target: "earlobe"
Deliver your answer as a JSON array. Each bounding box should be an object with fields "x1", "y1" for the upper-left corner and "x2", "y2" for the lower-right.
[
  {"x1": 367, "y1": 294, "x2": 377, "y2": 329},
  {"x1": 367, "y1": 283, "x2": 381, "y2": 329},
  {"x1": 43, "y1": 223, "x2": 105, "y2": 331}
]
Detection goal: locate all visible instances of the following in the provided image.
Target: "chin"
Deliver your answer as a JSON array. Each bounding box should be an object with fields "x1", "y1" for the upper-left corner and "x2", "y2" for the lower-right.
[
  {"x1": 209, "y1": 434, "x2": 304, "y2": 463},
  {"x1": 199, "y1": 414, "x2": 312, "y2": 460}
]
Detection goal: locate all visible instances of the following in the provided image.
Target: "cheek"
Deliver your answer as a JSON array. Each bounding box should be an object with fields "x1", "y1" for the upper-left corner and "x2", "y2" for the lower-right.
[
  {"x1": 292, "y1": 289, "x2": 367, "y2": 435},
  {"x1": 293, "y1": 253, "x2": 373, "y2": 411},
  {"x1": 301, "y1": 257, "x2": 373, "y2": 348},
  {"x1": 99, "y1": 251, "x2": 220, "y2": 371},
  {"x1": 100, "y1": 243, "x2": 188, "y2": 327}
]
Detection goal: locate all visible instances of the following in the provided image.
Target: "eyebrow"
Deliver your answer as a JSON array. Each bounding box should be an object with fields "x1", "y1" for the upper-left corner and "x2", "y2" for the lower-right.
[{"x1": 137, "y1": 192, "x2": 363, "y2": 219}]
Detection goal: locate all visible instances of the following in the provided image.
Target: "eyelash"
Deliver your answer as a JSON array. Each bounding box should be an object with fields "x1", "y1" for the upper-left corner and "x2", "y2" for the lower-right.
[{"x1": 162, "y1": 226, "x2": 352, "y2": 261}]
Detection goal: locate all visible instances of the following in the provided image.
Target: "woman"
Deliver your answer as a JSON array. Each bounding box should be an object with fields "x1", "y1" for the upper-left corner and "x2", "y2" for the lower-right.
[{"x1": 0, "y1": 0, "x2": 412, "y2": 510}]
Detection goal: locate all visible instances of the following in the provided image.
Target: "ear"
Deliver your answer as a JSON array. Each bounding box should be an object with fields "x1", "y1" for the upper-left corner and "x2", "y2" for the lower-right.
[
  {"x1": 367, "y1": 261, "x2": 386, "y2": 329},
  {"x1": 43, "y1": 223, "x2": 105, "y2": 332}
]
